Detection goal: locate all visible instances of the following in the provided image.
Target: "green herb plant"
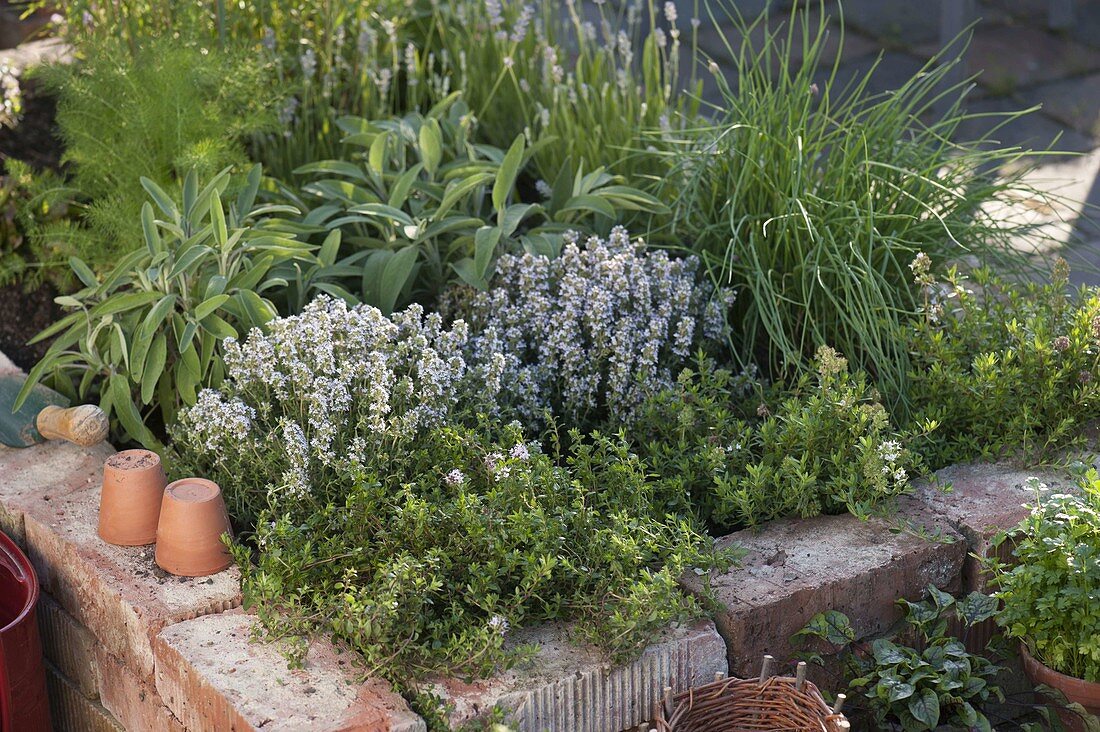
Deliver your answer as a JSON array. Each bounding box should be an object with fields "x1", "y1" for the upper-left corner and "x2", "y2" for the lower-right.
[
  {"x1": 660, "y1": 1, "x2": 1059, "y2": 398},
  {"x1": 796, "y1": 586, "x2": 1003, "y2": 731},
  {"x1": 990, "y1": 473, "x2": 1100, "y2": 682},
  {"x1": 906, "y1": 259, "x2": 1100, "y2": 468},
  {"x1": 285, "y1": 96, "x2": 664, "y2": 312},
  {"x1": 17, "y1": 166, "x2": 311, "y2": 447},
  {"x1": 19, "y1": 37, "x2": 277, "y2": 278},
  {"x1": 632, "y1": 346, "x2": 931, "y2": 532}
]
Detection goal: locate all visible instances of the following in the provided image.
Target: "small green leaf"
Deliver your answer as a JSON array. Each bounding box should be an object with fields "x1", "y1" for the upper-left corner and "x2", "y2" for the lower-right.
[
  {"x1": 319, "y1": 229, "x2": 342, "y2": 266},
  {"x1": 474, "y1": 226, "x2": 501, "y2": 281},
  {"x1": 379, "y1": 246, "x2": 419, "y2": 314}
]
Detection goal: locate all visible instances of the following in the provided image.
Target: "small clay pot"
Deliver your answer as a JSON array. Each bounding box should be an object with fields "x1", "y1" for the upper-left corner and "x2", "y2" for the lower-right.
[
  {"x1": 97, "y1": 450, "x2": 167, "y2": 546},
  {"x1": 154, "y1": 478, "x2": 233, "y2": 577},
  {"x1": 1021, "y1": 642, "x2": 1100, "y2": 732}
]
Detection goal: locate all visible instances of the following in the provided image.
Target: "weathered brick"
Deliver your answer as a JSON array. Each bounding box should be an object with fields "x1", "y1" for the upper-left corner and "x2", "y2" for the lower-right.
[
  {"x1": 37, "y1": 592, "x2": 101, "y2": 700},
  {"x1": 154, "y1": 611, "x2": 425, "y2": 732},
  {"x1": 426, "y1": 620, "x2": 727, "y2": 732},
  {"x1": 44, "y1": 660, "x2": 122, "y2": 732},
  {"x1": 903, "y1": 463, "x2": 1068, "y2": 594},
  {"x1": 0, "y1": 440, "x2": 114, "y2": 546},
  {"x1": 96, "y1": 648, "x2": 185, "y2": 732},
  {"x1": 681, "y1": 513, "x2": 966, "y2": 677},
  {"x1": 22, "y1": 482, "x2": 241, "y2": 679}
]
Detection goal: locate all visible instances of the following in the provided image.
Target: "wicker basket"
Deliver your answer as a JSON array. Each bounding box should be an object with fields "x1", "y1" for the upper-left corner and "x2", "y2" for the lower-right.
[{"x1": 650, "y1": 658, "x2": 850, "y2": 732}]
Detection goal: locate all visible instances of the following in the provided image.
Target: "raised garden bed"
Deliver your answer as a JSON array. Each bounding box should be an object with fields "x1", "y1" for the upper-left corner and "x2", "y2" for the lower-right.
[{"x1": 0, "y1": 348, "x2": 1065, "y2": 731}]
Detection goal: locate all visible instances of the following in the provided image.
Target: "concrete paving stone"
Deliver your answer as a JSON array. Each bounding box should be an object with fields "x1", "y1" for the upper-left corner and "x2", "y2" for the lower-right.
[
  {"x1": 916, "y1": 25, "x2": 1100, "y2": 93},
  {"x1": 1025, "y1": 72, "x2": 1100, "y2": 139},
  {"x1": 44, "y1": 661, "x2": 122, "y2": 732},
  {"x1": 840, "y1": 0, "x2": 943, "y2": 46},
  {"x1": 1067, "y1": 1, "x2": 1100, "y2": 51},
  {"x1": 426, "y1": 619, "x2": 727, "y2": 732},
  {"x1": 154, "y1": 611, "x2": 425, "y2": 732},
  {"x1": 0, "y1": 37, "x2": 72, "y2": 72},
  {"x1": 815, "y1": 50, "x2": 927, "y2": 102},
  {"x1": 38, "y1": 592, "x2": 102, "y2": 700},
  {"x1": 21, "y1": 482, "x2": 241, "y2": 679},
  {"x1": 680, "y1": 512, "x2": 965, "y2": 678},
  {"x1": 956, "y1": 96, "x2": 1097, "y2": 154},
  {"x1": 96, "y1": 648, "x2": 186, "y2": 732}
]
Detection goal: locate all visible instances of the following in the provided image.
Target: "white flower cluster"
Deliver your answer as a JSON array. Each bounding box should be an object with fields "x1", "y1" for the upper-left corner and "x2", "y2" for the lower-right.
[
  {"x1": 462, "y1": 227, "x2": 733, "y2": 426},
  {"x1": 177, "y1": 297, "x2": 489, "y2": 499},
  {"x1": 0, "y1": 61, "x2": 22, "y2": 129}
]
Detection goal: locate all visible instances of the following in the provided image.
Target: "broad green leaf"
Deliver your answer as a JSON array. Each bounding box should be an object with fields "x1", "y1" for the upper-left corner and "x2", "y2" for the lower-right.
[
  {"x1": 141, "y1": 203, "x2": 162, "y2": 255},
  {"x1": 140, "y1": 177, "x2": 178, "y2": 218},
  {"x1": 293, "y1": 160, "x2": 368, "y2": 182},
  {"x1": 193, "y1": 294, "x2": 231, "y2": 321},
  {"x1": 474, "y1": 226, "x2": 501, "y2": 280},
  {"x1": 166, "y1": 246, "x2": 215, "y2": 280},
  {"x1": 419, "y1": 118, "x2": 443, "y2": 177},
  {"x1": 234, "y1": 164, "x2": 263, "y2": 220},
  {"x1": 319, "y1": 229, "x2": 342, "y2": 266},
  {"x1": 368, "y1": 132, "x2": 389, "y2": 175},
  {"x1": 87, "y1": 291, "x2": 162, "y2": 321},
  {"x1": 499, "y1": 203, "x2": 539, "y2": 238},
  {"x1": 200, "y1": 314, "x2": 238, "y2": 340},
  {"x1": 908, "y1": 689, "x2": 940, "y2": 728},
  {"x1": 379, "y1": 246, "x2": 419, "y2": 314},
  {"x1": 109, "y1": 373, "x2": 159, "y2": 449},
  {"x1": 178, "y1": 320, "x2": 199, "y2": 354},
  {"x1": 436, "y1": 172, "x2": 494, "y2": 221},
  {"x1": 349, "y1": 203, "x2": 416, "y2": 228},
  {"x1": 388, "y1": 162, "x2": 425, "y2": 209},
  {"x1": 493, "y1": 135, "x2": 525, "y2": 212},
  {"x1": 210, "y1": 191, "x2": 228, "y2": 247},
  {"x1": 450, "y1": 258, "x2": 485, "y2": 290},
  {"x1": 140, "y1": 333, "x2": 167, "y2": 405},
  {"x1": 558, "y1": 194, "x2": 616, "y2": 219},
  {"x1": 69, "y1": 257, "x2": 99, "y2": 288}
]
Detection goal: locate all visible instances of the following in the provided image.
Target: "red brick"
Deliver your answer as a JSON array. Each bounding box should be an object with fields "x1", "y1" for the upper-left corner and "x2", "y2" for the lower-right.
[
  {"x1": 22, "y1": 483, "x2": 241, "y2": 679},
  {"x1": 44, "y1": 660, "x2": 122, "y2": 732},
  {"x1": 903, "y1": 463, "x2": 1068, "y2": 594},
  {"x1": 96, "y1": 648, "x2": 185, "y2": 732},
  {"x1": 680, "y1": 512, "x2": 966, "y2": 677},
  {"x1": 38, "y1": 593, "x2": 101, "y2": 699},
  {"x1": 154, "y1": 611, "x2": 425, "y2": 732}
]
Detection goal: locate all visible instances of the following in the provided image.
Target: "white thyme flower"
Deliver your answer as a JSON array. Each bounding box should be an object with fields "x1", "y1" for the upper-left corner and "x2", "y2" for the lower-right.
[{"x1": 444, "y1": 469, "x2": 466, "y2": 486}]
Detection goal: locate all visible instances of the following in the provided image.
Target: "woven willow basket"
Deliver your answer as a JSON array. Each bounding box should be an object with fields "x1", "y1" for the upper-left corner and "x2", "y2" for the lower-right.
[{"x1": 651, "y1": 658, "x2": 850, "y2": 732}]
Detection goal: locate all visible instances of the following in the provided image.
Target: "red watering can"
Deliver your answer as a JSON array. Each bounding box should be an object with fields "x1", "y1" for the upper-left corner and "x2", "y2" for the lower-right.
[{"x1": 0, "y1": 530, "x2": 50, "y2": 731}]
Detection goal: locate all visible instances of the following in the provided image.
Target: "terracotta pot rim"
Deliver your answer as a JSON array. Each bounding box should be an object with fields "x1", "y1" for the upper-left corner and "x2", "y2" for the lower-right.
[{"x1": 1020, "y1": 642, "x2": 1100, "y2": 687}]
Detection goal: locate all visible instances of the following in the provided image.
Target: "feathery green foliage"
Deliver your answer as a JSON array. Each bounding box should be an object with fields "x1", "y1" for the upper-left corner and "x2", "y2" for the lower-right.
[{"x1": 21, "y1": 37, "x2": 277, "y2": 276}]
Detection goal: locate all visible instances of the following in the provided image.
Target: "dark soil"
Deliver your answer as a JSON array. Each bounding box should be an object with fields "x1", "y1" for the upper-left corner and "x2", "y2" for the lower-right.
[
  {"x1": 0, "y1": 280, "x2": 58, "y2": 370},
  {"x1": 0, "y1": 76, "x2": 62, "y2": 172}
]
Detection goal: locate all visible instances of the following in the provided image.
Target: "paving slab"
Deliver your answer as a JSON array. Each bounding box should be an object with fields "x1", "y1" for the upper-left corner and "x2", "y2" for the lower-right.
[
  {"x1": 154, "y1": 611, "x2": 425, "y2": 732},
  {"x1": 916, "y1": 25, "x2": 1100, "y2": 94},
  {"x1": 956, "y1": 97, "x2": 1096, "y2": 154},
  {"x1": 680, "y1": 512, "x2": 965, "y2": 678},
  {"x1": 425, "y1": 619, "x2": 727, "y2": 732},
  {"x1": 21, "y1": 482, "x2": 241, "y2": 679},
  {"x1": 1025, "y1": 72, "x2": 1100, "y2": 139}
]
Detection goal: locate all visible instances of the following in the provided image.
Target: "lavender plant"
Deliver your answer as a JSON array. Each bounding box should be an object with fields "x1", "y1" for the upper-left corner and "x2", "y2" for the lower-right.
[{"x1": 447, "y1": 227, "x2": 732, "y2": 430}]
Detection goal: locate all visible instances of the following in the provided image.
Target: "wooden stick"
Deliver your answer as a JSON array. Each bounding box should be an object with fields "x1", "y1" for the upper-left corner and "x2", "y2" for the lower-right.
[
  {"x1": 758, "y1": 654, "x2": 775, "y2": 682},
  {"x1": 662, "y1": 686, "x2": 673, "y2": 718},
  {"x1": 714, "y1": 671, "x2": 725, "y2": 682},
  {"x1": 795, "y1": 661, "x2": 807, "y2": 691},
  {"x1": 833, "y1": 693, "x2": 847, "y2": 715}
]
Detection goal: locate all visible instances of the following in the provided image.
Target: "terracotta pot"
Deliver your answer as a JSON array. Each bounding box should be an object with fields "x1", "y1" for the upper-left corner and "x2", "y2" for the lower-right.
[
  {"x1": 154, "y1": 479, "x2": 232, "y2": 577},
  {"x1": 97, "y1": 450, "x2": 167, "y2": 546},
  {"x1": 1021, "y1": 642, "x2": 1100, "y2": 732}
]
